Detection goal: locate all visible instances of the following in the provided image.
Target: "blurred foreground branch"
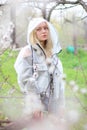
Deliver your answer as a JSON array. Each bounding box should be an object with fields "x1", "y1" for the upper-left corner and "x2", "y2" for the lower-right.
[{"x1": 0, "y1": 115, "x2": 36, "y2": 130}]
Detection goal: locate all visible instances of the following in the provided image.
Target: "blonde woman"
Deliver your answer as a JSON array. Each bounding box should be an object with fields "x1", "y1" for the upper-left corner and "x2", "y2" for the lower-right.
[{"x1": 14, "y1": 17, "x2": 65, "y2": 118}]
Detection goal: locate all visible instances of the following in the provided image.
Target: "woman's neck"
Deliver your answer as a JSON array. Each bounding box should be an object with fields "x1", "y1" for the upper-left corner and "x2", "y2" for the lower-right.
[{"x1": 40, "y1": 40, "x2": 47, "y2": 49}]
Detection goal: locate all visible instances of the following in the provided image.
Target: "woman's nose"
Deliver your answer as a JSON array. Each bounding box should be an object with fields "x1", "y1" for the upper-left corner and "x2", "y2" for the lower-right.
[{"x1": 42, "y1": 28, "x2": 47, "y2": 32}]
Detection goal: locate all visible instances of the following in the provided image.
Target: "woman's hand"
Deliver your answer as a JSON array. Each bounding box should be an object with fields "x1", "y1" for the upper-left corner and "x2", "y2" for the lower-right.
[{"x1": 33, "y1": 111, "x2": 43, "y2": 120}]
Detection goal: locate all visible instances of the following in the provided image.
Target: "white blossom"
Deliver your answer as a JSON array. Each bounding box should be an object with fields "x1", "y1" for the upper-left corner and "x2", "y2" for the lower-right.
[
  {"x1": 3, "y1": 34, "x2": 9, "y2": 42},
  {"x1": 84, "y1": 124, "x2": 87, "y2": 130},
  {"x1": 0, "y1": 10, "x2": 3, "y2": 16},
  {"x1": 0, "y1": 22, "x2": 14, "y2": 51},
  {"x1": 62, "y1": 73, "x2": 67, "y2": 80},
  {"x1": 9, "y1": 22, "x2": 15, "y2": 29},
  {"x1": 66, "y1": 109, "x2": 80, "y2": 124},
  {"x1": 69, "y1": 80, "x2": 76, "y2": 87},
  {"x1": 72, "y1": 85, "x2": 79, "y2": 92},
  {"x1": 80, "y1": 88, "x2": 87, "y2": 94},
  {"x1": 24, "y1": 93, "x2": 44, "y2": 115},
  {"x1": 8, "y1": 87, "x2": 15, "y2": 94},
  {"x1": 8, "y1": 28, "x2": 13, "y2": 34}
]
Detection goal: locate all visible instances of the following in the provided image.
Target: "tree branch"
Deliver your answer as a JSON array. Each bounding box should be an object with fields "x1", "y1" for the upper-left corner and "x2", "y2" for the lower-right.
[
  {"x1": 0, "y1": 115, "x2": 37, "y2": 130},
  {"x1": 55, "y1": 0, "x2": 87, "y2": 12},
  {"x1": 47, "y1": 0, "x2": 87, "y2": 21},
  {"x1": 79, "y1": 0, "x2": 87, "y2": 12}
]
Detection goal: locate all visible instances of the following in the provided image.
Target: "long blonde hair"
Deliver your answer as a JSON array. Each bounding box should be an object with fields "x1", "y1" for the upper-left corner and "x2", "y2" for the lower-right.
[{"x1": 29, "y1": 28, "x2": 53, "y2": 57}]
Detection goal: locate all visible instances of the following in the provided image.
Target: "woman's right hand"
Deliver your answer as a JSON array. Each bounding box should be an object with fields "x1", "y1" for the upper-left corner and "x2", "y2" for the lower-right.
[{"x1": 33, "y1": 111, "x2": 43, "y2": 120}]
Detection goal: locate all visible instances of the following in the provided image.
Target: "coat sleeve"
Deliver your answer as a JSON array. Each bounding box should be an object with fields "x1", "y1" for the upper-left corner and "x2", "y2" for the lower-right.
[
  {"x1": 57, "y1": 60, "x2": 66, "y2": 119},
  {"x1": 57, "y1": 57, "x2": 65, "y2": 107},
  {"x1": 14, "y1": 47, "x2": 38, "y2": 94},
  {"x1": 53, "y1": 55, "x2": 65, "y2": 111}
]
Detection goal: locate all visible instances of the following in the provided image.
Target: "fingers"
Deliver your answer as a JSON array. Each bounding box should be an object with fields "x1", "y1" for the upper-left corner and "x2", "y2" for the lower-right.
[{"x1": 33, "y1": 111, "x2": 43, "y2": 120}]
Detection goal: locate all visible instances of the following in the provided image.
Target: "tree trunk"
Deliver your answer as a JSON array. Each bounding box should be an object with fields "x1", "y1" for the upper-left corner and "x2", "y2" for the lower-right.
[
  {"x1": 72, "y1": 15, "x2": 77, "y2": 54},
  {"x1": 10, "y1": 5, "x2": 16, "y2": 47}
]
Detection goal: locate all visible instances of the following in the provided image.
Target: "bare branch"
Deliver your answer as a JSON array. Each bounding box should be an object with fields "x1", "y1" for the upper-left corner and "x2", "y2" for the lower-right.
[
  {"x1": 0, "y1": 120, "x2": 11, "y2": 124},
  {"x1": 55, "y1": 0, "x2": 87, "y2": 12},
  {"x1": 79, "y1": 0, "x2": 87, "y2": 12},
  {"x1": 47, "y1": 3, "x2": 59, "y2": 21},
  {"x1": 81, "y1": 15, "x2": 87, "y2": 20},
  {"x1": 56, "y1": 0, "x2": 80, "y2": 4},
  {"x1": 0, "y1": 115, "x2": 37, "y2": 130},
  {"x1": 47, "y1": 0, "x2": 87, "y2": 21}
]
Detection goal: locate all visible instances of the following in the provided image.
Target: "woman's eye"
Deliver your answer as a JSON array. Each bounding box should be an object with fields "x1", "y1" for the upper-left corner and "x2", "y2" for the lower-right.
[
  {"x1": 36, "y1": 26, "x2": 48, "y2": 32},
  {"x1": 44, "y1": 27, "x2": 48, "y2": 30},
  {"x1": 36, "y1": 28, "x2": 41, "y2": 31}
]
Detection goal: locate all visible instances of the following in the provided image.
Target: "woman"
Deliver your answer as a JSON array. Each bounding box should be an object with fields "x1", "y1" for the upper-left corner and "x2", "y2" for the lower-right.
[{"x1": 14, "y1": 17, "x2": 65, "y2": 117}]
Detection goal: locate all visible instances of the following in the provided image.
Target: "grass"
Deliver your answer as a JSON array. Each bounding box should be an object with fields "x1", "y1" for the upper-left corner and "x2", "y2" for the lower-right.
[
  {"x1": 0, "y1": 49, "x2": 20, "y2": 96},
  {"x1": 0, "y1": 49, "x2": 17, "y2": 83},
  {"x1": 58, "y1": 49, "x2": 87, "y2": 88},
  {"x1": 58, "y1": 48, "x2": 87, "y2": 105}
]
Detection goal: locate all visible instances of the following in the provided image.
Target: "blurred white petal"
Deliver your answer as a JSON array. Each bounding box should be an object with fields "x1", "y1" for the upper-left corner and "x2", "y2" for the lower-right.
[
  {"x1": 67, "y1": 110, "x2": 80, "y2": 124},
  {"x1": 80, "y1": 88, "x2": 87, "y2": 94}
]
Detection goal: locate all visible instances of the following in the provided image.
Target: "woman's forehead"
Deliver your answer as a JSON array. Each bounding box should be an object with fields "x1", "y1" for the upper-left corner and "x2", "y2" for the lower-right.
[{"x1": 36, "y1": 22, "x2": 48, "y2": 28}]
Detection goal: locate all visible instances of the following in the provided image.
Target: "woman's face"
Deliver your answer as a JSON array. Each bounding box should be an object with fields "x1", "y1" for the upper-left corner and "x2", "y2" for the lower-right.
[{"x1": 35, "y1": 22, "x2": 49, "y2": 42}]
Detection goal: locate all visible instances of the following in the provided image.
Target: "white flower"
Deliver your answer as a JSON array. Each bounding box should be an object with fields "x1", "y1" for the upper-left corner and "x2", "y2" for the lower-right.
[
  {"x1": 3, "y1": 34, "x2": 9, "y2": 42},
  {"x1": 83, "y1": 124, "x2": 87, "y2": 130},
  {"x1": 24, "y1": 93, "x2": 44, "y2": 115},
  {"x1": 72, "y1": 85, "x2": 79, "y2": 92},
  {"x1": 8, "y1": 28, "x2": 13, "y2": 34},
  {"x1": 67, "y1": 110, "x2": 80, "y2": 124},
  {"x1": 9, "y1": 22, "x2": 15, "y2": 29},
  {"x1": 80, "y1": 88, "x2": 87, "y2": 94},
  {"x1": 62, "y1": 73, "x2": 67, "y2": 80},
  {"x1": 69, "y1": 80, "x2": 76, "y2": 87},
  {"x1": 8, "y1": 88, "x2": 15, "y2": 94},
  {"x1": 0, "y1": 10, "x2": 3, "y2": 16}
]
